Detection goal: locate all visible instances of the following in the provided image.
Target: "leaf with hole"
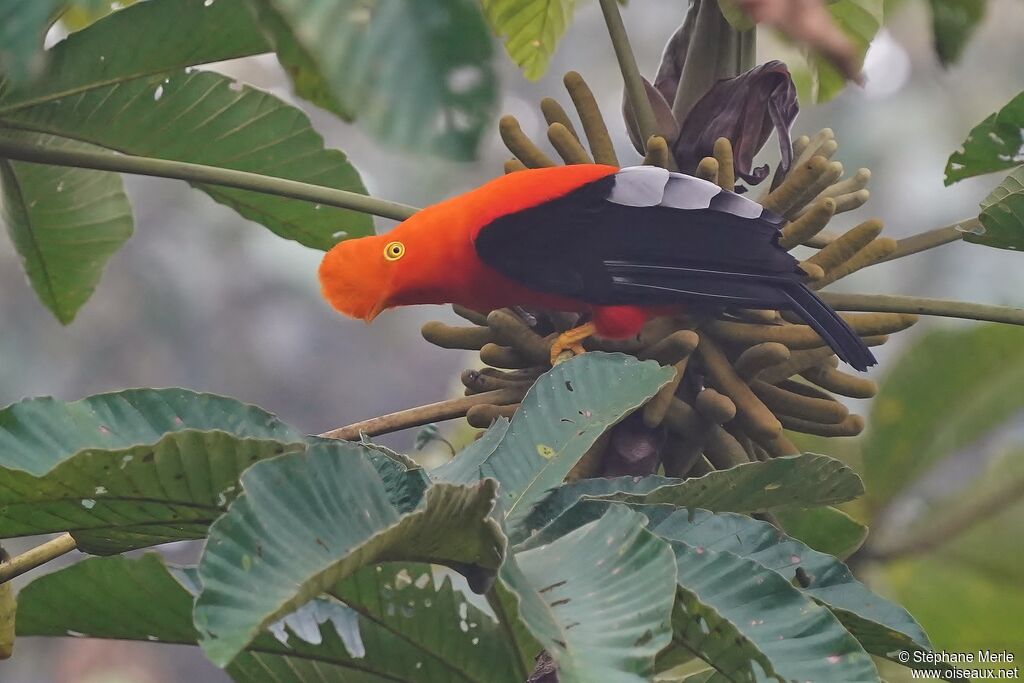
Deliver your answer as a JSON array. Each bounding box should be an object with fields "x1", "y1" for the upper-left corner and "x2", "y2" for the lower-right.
[
  {"x1": 0, "y1": 388, "x2": 309, "y2": 553},
  {"x1": 477, "y1": 353, "x2": 674, "y2": 536},
  {"x1": 17, "y1": 554, "x2": 526, "y2": 682},
  {"x1": 194, "y1": 442, "x2": 505, "y2": 667},
  {"x1": 0, "y1": 0, "x2": 372, "y2": 250},
  {"x1": 499, "y1": 505, "x2": 676, "y2": 682},
  {"x1": 945, "y1": 91, "x2": 1024, "y2": 184}
]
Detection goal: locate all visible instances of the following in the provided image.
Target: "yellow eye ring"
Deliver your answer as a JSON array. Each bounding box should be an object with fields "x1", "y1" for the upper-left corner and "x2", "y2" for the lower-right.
[{"x1": 383, "y1": 241, "x2": 405, "y2": 261}]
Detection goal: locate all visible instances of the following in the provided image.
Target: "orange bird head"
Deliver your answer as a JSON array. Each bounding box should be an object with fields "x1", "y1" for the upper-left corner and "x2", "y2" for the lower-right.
[{"x1": 318, "y1": 209, "x2": 476, "y2": 322}]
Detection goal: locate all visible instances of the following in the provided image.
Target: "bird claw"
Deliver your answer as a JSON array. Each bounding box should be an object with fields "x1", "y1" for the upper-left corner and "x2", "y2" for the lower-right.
[{"x1": 548, "y1": 323, "x2": 597, "y2": 365}]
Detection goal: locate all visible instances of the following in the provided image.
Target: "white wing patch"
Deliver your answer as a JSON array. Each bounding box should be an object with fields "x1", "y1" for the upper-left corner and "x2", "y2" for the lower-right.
[
  {"x1": 608, "y1": 166, "x2": 778, "y2": 223},
  {"x1": 662, "y1": 174, "x2": 721, "y2": 209},
  {"x1": 607, "y1": 166, "x2": 670, "y2": 206}
]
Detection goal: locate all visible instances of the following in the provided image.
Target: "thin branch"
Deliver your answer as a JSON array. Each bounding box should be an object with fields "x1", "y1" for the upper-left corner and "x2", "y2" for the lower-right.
[
  {"x1": 0, "y1": 136, "x2": 417, "y2": 222},
  {"x1": 879, "y1": 221, "x2": 974, "y2": 263},
  {"x1": 319, "y1": 388, "x2": 526, "y2": 441},
  {"x1": 598, "y1": 0, "x2": 671, "y2": 166},
  {"x1": 0, "y1": 533, "x2": 77, "y2": 584},
  {"x1": 866, "y1": 474, "x2": 1024, "y2": 562},
  {"x1": 818, "y1": 292, "x2": 1024, "y2": 326}
]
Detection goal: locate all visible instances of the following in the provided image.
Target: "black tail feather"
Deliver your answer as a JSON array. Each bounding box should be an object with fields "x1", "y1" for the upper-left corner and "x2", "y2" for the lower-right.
[{"x1": 782, "y1": 283, "x2": 876, "y2": 371}]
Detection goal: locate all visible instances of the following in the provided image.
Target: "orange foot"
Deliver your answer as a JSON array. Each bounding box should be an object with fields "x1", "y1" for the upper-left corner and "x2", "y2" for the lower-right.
[{"x1": 549, "y1": 322, "x2": 597, "y2": 365}]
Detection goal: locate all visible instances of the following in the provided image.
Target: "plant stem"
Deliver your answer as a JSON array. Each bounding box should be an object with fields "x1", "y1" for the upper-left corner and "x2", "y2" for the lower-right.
[
  {"x1": 818, "y1": 293, "x2": 1024, "y2": 326},
  {"x1": 485, "y1": 586, "x2": 531, "y2": 681},
  {"x1": 0, "y1": 137, "x2": 417, "y2": 222},
  {"x1": 866, "y1": 474, "x2": 1024, "y2": 562},
  {"x1": 879, "y1": 222, "x2": 973, "y2": 263},
  {"x1": 0, "y1": 533, "x2": 76, "y2": 584},
  {"x1": 598, "y1": 0, "x2": 674, "y2": 168},
  {"x1": 320, "y1": 387, "x2": 526, "y2": 441}
]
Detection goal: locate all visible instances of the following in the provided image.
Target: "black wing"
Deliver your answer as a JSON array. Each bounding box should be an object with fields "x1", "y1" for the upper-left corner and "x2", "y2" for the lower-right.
[{"x1": 474, "y1": 166, "x2": 876, "y2": 371}]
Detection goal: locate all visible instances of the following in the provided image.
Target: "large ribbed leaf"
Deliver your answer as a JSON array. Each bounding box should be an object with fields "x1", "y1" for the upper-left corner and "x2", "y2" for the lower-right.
[
  {"x1": 499, "y1": 506, "x2": 676, "y2": 682},
  {"x1": 518, "y1": 453, "x2": 863, "y2": 540},
  {"x1": 480, "y1": 0, "x2": 575, "y2": 80},
  {"x1": 194, "y1": 443, "x2": 505, "y2": 667},
  {"x1": 480, "y1": 353, "x2": 674, "y2": 535},
  {"x1": 0, "y1": 0, "x2": 371, "y2": 250},
  {"x1": 945, "y1": 91, "x2": 1024, "y2": 184},
  {"x1": 1, "y1": 0, "x2": 268, "y2": 105},
  {"x1": 647, "y1": 509, "x2": 930, "y2": 671},
  {"x1": 974, "y1": 165, "x2": 1024, "y2": 250},
  {"x1": 430, "y1": 417, "x2": 510, "y2": 484},
  {"x1": 665, "y1": 541, "x2": 878, "y2": 681},
  {"x1": 17, "y1": 554, "x2": 524, "y2": 682},
  {"x1": 520, "y1": 500, "x2": 928, "y2": 671},
  {"x1": 0, "y1": 388, "x2": 305, "y2": 552},
  {"x1": 252, "y1": 0, "x2": 497, "y2": 160},
  {"x1": 0, "y1": 131, "x2": 132, "y2": 323}
]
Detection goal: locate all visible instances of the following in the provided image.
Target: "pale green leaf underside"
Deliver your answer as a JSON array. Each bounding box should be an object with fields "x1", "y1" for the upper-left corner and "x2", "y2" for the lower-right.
[
  {"x1": 481, "y1": 352, "x2": 674, "y2": 534},
  {"x1": 667, "y1": 541, "x2": 879, "y2": 682},
  {"x1": 519, "y1": 453, "x2": 864, "y2": 539},
  {"x1": 0, "y1": 130, "x2": 132, "y2": 323},
  {"x1": 195, "y1": 443, "x2": 505, "y2": 667},
  {"x1": 502, "y1": 506, "x2": 677, "y2": 682},
  {"x1": 18, "y1": 554, "x2": 523, "y2": 682},
  {"x1": 976, "y1": 165, "x2": 1024, "y2": 250}
]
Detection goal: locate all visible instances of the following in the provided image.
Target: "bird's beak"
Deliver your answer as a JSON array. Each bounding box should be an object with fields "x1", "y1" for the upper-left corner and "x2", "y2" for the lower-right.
[{"x1": 362, "y1": 297, "x2": 388, "y2": 322}]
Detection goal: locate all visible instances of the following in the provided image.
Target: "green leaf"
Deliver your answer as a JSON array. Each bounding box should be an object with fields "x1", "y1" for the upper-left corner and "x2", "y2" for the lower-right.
[
  {"x1": 929, "y1": 0, "x2": 986, "y2": 66},
  {"x1": 715, "y1": 0, "x2": 756, "y2": 30},
  {"x1": 431, "y1": 417, "x2": 510, "y2": 484},
  {"x1": 0, "y1": 0, "x2": 372, "y2": 250},
  {"x1": 1, "y1": 0, "x2": 269, "y2": 105},
  {"x1": 521, "y1": 501, "x2": 927, "y2": 670},
  {"x1": 194, "y1": 442, "x2": 505, "y2": 667},
  {"x1": 0, "y1": 131, "x2": 132, "y2": 324},
  {"x1": 0, "y1": 0, "x2": 61, "y2": 83},
  {"x1": 648, "y1": 509, "x2": 930, "y2": 670},
  {"x1": 481, "y1": 352, "x2": 674, "y2": 535},
  {"x1": 774, "y1": 506, "x2": 868, "y2": 559},
  {"x1": 945, "y1": 91, "x2": 1024, "y2": 184},
  {"x1": 0, "y1": 388, "x2": 306, "y2": 553},
  {"x1": 17, "y1": 554, "x2": 526, "y2": 682},
  {"x1": 519, "y1": 453, "x2": 864, "y2": 539},
  {"x1": 974, "y1": 165, "x2": 1024, "y2": 250},
  {"x1": 252, "y1": 0, "x2": 498, "y2": 160},
  {"x1": 665, "y1": 541, "x2": 879, "y2": 682},
  {"x1": 863, "y1": 324, "x2": 1024, "y2": 508},
  {"x1": 480, "y1": 0, "x2": 575, "y2": 80},
  {"x1": 500, "y1": 506, "x2": 677, "y2": 682},
  {"x1": 805, "y1": 0, "x2": 883, "y2": 103}
]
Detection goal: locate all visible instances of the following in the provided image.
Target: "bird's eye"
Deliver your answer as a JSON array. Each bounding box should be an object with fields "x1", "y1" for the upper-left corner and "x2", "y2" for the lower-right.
[{"x1": 383, "y1": 241, "x2": 405, "y2": 261}]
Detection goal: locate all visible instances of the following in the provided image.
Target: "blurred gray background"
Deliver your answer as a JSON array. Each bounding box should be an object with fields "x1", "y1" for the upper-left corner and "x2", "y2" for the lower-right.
[{"x1": 2, "y1": 0, "x2": 1023, "y2": 680}]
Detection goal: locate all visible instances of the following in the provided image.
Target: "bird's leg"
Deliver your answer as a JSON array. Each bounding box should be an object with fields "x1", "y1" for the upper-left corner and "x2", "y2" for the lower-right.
[{"x1": 549, "y1": 322, "x2": 597, "y2": 365}]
